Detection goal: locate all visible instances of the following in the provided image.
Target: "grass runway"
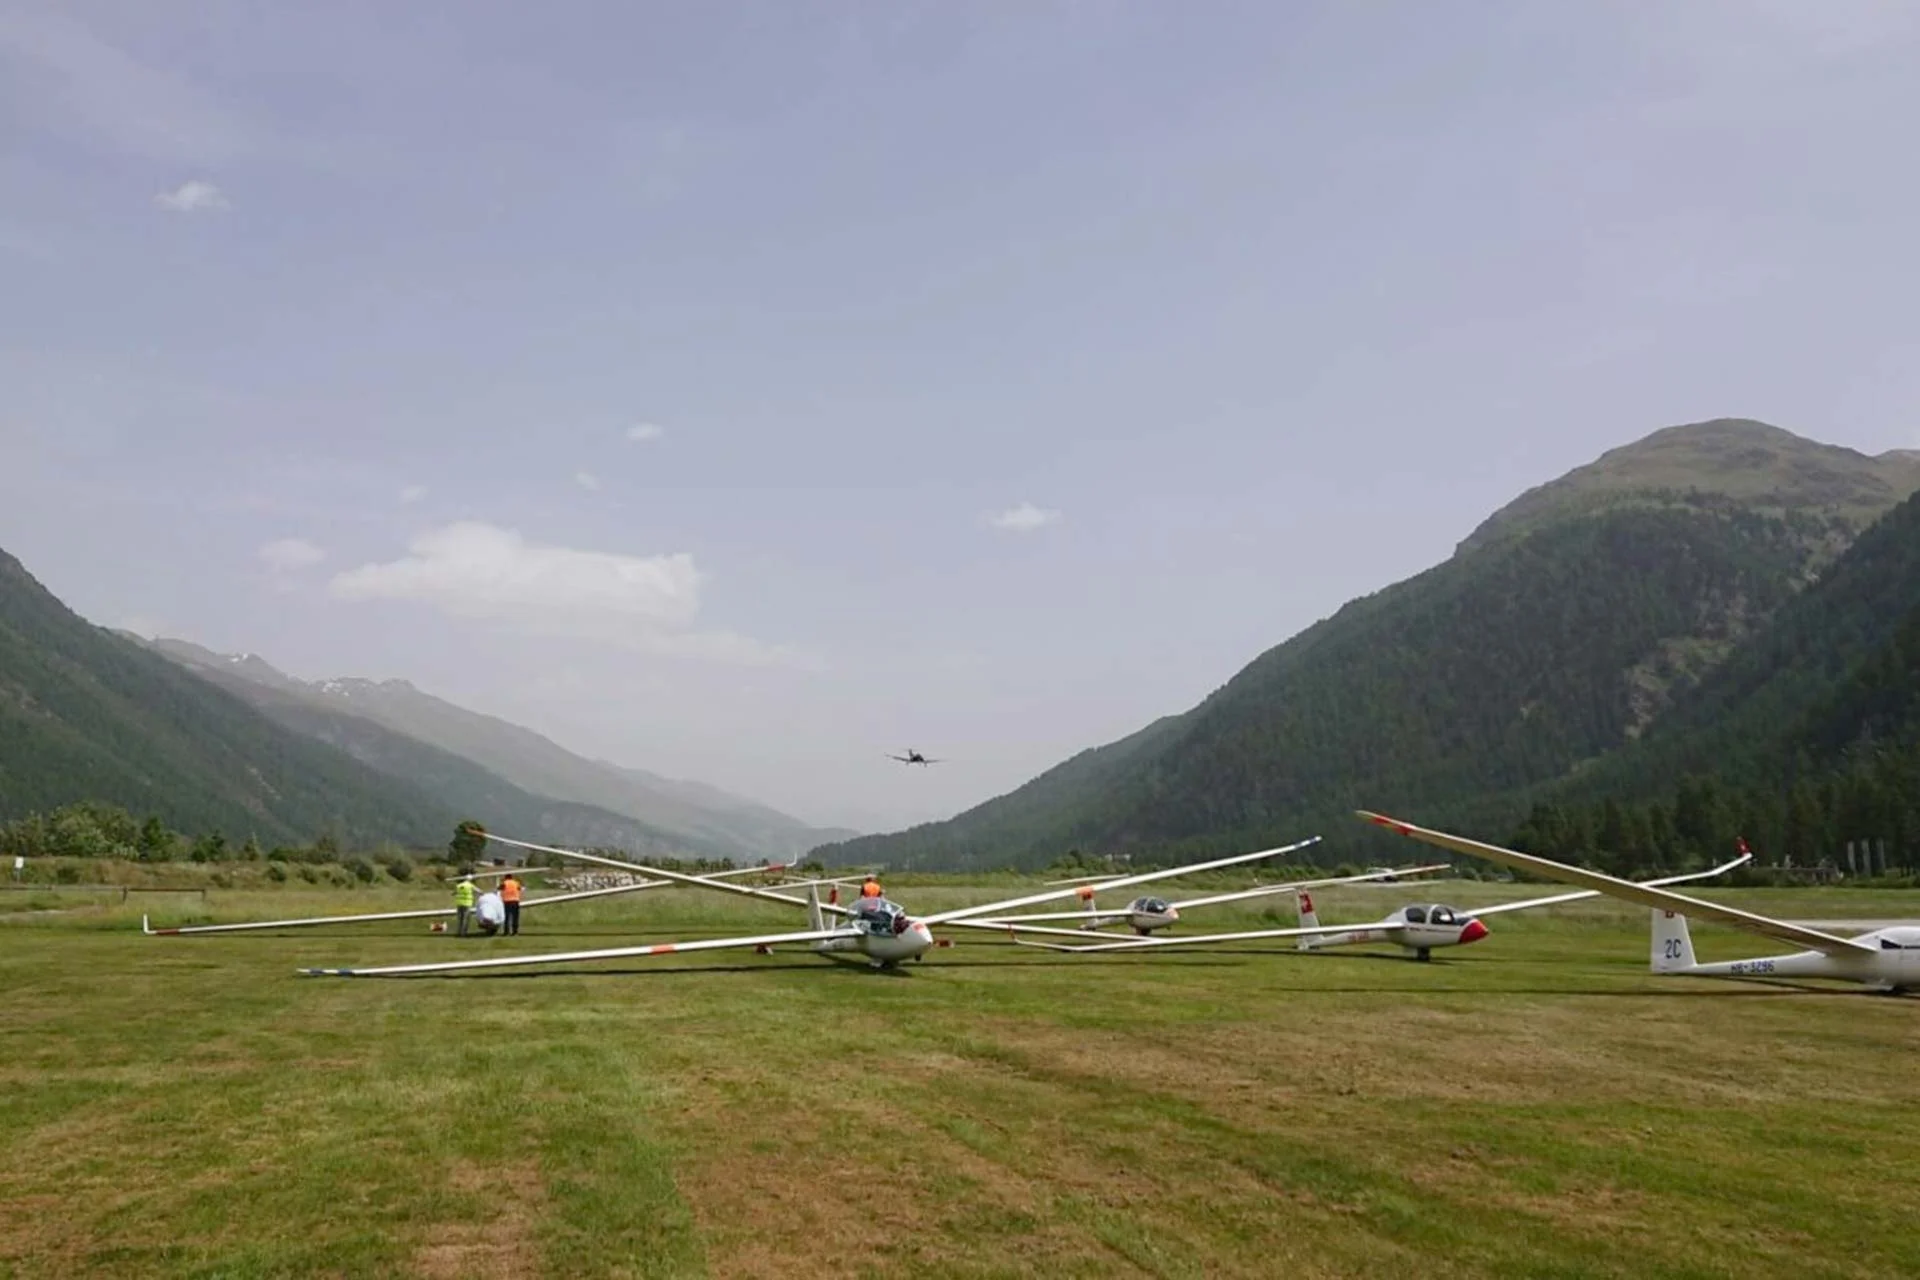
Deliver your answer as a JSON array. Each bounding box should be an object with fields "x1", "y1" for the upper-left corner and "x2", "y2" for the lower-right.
[{"x1": 4, "y1": 879, "x2": 1919, "y2": 1278}]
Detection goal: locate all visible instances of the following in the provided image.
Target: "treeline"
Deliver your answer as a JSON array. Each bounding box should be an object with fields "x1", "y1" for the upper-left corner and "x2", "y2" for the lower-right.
[
  {"x1": 0, "y1": 801, "x2": 420, "y2": 864},
  {"x1": 1511, "y1": 744, "x2": 1920, "y2": 880},
  {"x1": 1, "y1": 804, "x2": 791, "y2": 881}
]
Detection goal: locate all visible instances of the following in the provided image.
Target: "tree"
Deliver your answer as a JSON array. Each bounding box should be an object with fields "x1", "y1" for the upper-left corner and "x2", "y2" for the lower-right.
[
  {"x1": 138, "y1": 816, "x2": 174, "y2": 862},
  {"x1": 449, "y1": 820, "x2": 488, "y2": 864}
]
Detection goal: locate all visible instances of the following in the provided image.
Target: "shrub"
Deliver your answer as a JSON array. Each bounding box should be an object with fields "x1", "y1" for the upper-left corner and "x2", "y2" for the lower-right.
[{"x1": 347, "y1": 857, "x2": 377, "y2": 884}]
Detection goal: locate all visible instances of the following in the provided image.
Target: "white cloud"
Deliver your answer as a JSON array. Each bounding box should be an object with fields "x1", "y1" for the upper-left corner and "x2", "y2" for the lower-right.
[
  {"x1": 154, "y1": 179, "x2": 228, "y2": 212},
  {"x1": 257, "y1": 538, "x2": 326, "y2": 571},
  {"x1": 329, "y1": 521, "x2": 700, "y2": 627},
  {"x1": 399, "y1": 484, "x2": 427, "y2": 504},
  {"x1": 328, "y1": 522, "x2": 809, "y2": 666},
  {"x1": 0, "y1": 8, "x2": 249, "y2": 164},
  {"x1": 984, "y1": 502, "x2": 1063, "y2": 533},
  {"x1": 625, "y1": 422, "x2": 666, "y2": 442},
  {"x1": 574, "y1": 470, "x2": 602, "y2": 491}
]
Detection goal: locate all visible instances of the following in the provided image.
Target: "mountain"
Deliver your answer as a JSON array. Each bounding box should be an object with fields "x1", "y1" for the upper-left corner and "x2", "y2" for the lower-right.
[
  {"x1": 140, "y1": 640, "x2": 855, "y2": 861},
  {"x1": 1488, "y1": 485, "x2": 1920, "y2": 874},
  {"x1": 1550, "y1": 479, "x2": 1920, "y2": 803},
  {"x1": 813, "y1": 419, "x2": 1920, "y2": 871},
  {"x1": 1457, "y1": 418, "x2": 1920, "y2": 555},
  {"x1": 128, "y1": 640, "x2": 731, "y2": 859},
  {"x1": 0, "y1": 547, "x2": 458, "y2": 847}
]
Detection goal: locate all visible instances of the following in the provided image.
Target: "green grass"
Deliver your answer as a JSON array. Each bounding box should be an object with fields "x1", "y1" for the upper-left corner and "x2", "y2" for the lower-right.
[{"x1": 4, "y1": 880, "x2": 1919, "y2": 1278}]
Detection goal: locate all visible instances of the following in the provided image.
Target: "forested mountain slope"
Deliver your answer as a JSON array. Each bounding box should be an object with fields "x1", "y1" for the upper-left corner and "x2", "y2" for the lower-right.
[
  {"x1": 1553, "y1": 483, "x2": 1920, "y2": 801},
  {"x1": 814, "y1": 419, "x2": 1920, "y2": 871},
  {"x1": 1489, "y1": 486, "x2": 1920, "y2": 872},
  {"x1": 0, "y1": 549, "x2": 456, "y2": 846}
]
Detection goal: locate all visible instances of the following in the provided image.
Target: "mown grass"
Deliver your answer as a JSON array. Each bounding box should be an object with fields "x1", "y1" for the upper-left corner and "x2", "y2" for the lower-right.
[{"x1": 4, "y1": 879, "x2": 1919, "y2": 1278}]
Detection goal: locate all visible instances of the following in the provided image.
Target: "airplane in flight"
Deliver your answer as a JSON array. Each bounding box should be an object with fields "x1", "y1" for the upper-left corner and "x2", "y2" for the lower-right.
[
  {"x1": 887, "y1": 748, "x2": 941, "y2": 765},
  {"x1": 1358, "y1": 810, "x2": 1920, "y2": 993},
  {"x1": 1009, "y1": 848, "x2": 1750, "y2": 961},
  {"x1": 296, "y1": 832, "x2": 1324, "y2": 976}
]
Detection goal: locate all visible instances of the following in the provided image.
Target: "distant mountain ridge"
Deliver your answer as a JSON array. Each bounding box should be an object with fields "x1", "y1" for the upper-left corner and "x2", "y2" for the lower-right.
[
  {"x1": 139, "y1": 639, "x2": 856, "y2": 861},
  {"x1": 0, "y1": 549, "x2": 458, "y2": 846},
  {"x1": 813, "y1": 418, "x2": 1920, "y2": 870}
]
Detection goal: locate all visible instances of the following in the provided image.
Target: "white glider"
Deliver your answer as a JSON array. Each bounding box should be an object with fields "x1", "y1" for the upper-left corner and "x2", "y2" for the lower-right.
[
  {"x1": 142, "y1": 879, "x2": 669, "y2": 936},
  {"x1": 1010, "y1": 849, "x2": 1750, "y2": 960},
  {"x1": 965, "y1": 863, "x2": 1452, "y2": 938},
  {"x1": 142, "y1": 857, "x2": 810, "y2": 936},
  {"x1": 1358, "y1": 810, "x2": 1920, "y2": 994},
  {"x1": 298, "y1": 834, "x2": 1323, "y2": 976}
]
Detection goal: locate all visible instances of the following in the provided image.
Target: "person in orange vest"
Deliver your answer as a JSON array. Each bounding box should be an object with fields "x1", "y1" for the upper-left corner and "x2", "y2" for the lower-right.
[
  {"x1": 500, "y1": 871, "x2": 523, "y2": 935},
  {"x1": 860, "y1": 875, "x2": 882, "y2": 900}
]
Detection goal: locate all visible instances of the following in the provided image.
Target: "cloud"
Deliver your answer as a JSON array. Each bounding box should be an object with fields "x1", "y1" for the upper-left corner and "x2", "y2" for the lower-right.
[
  {"x1": 257, "y1": 538, "x2": 326, "y2": 571},
  {"x1": 399, "y1": 484, "x2": 427, "y2": 504},
  {"x1": 574, "y1": 470, "x2": 602, "y2": 491},
  {"x1": 625, "y1": 422, "x2": 666, "y2": 442},
  {"x1": 328, "y1": 522, "x2": 809, "y2": 666},
  {"x1": 154, "y1": 179, "x2": 228, "y2": 212},
  {"x1": 984, "y1": 502, "x2": 1063, "y2": 533},
  {"x1": 0, "y1": 8, "x2": 249, "y2": 164}
]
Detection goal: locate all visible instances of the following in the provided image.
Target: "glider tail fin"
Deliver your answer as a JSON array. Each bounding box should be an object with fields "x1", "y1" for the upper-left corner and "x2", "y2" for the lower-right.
[
  {"x1": 1295, "y1": 889, "x2": 1321, "y2": 950},
  {"x1": 1651, "y1": 908, "x2": 1697, "y2": 973}
]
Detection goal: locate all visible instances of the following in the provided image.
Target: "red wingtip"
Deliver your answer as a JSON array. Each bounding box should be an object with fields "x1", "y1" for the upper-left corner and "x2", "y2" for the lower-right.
[
  {"x1": 1460, "y1": 918, "x2": 1489, "y2": 944},
  {"x1": 1364, "y1": 811, "x2": 1414, "y2": 835},
  {"x1": 1736, "y1": 836, "x2": 1750, "y2": 854}
]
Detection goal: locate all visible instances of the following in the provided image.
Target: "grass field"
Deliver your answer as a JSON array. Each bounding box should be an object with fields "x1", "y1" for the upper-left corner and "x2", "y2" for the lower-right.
[{"x1": 5, "y1": 878, "x2": 1919, "y2": 1278}]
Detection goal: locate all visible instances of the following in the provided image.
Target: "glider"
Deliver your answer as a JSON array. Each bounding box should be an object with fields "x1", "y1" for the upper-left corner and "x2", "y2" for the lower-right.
[
  {"x1": 1011, "y1": 848, "x2": 1750, "y2": 961},
  {"x1": 1358, "y1": 810, "x2": 1920, "y2": 993},
  {"x1": 971, "y1": 863, "x2": 1452, "y2": 938},
  {"x1": 297, "y1": 834, "x2": 1323, "y2": 976},
  {"x1": 142, "y1": 860, "x2": 809, "y2": 936}
]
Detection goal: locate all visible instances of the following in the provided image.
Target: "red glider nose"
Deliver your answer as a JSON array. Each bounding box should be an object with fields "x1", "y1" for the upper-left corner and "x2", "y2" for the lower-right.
[{"x1": 1459, "y1": 918, "x2": 1489, "y2": 944}]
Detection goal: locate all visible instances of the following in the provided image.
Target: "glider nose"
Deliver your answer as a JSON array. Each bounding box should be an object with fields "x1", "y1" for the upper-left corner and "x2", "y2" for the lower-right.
[
  {"x1": 909, "y1": 922, "x2": 934, "y2": 952},
  {"x1": 1459, "y1": 918, "x2": 1489, "y2": 945}
]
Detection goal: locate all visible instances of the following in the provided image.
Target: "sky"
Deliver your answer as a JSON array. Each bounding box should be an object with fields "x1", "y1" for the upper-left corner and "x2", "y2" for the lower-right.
[{"x1": 4, "y1": 1, "x2": 1919, "y2": 834}]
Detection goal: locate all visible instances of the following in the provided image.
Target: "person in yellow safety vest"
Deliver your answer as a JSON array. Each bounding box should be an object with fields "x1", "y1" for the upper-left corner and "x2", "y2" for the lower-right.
[
  {"x1": 500, "y1": 873, "x2": 523, "y2": 936},
  {"x1": 453, "y1": 875, "x2": 476, "y2": 936},
  {"x1": 860, "y1": 876, "x2": 882, "y2": 900}
]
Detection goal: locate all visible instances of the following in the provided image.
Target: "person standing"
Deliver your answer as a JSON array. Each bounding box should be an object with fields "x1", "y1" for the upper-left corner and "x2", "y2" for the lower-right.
[
  {"x1": 860, "y1": 874, "x2": 882, "y2": 900},
  {"x1": 453, "y1": 874, "x2": 476, "y2": 937},
  {"x1": 500, "y1": 872, "x2": 523, "y2": 935}
]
